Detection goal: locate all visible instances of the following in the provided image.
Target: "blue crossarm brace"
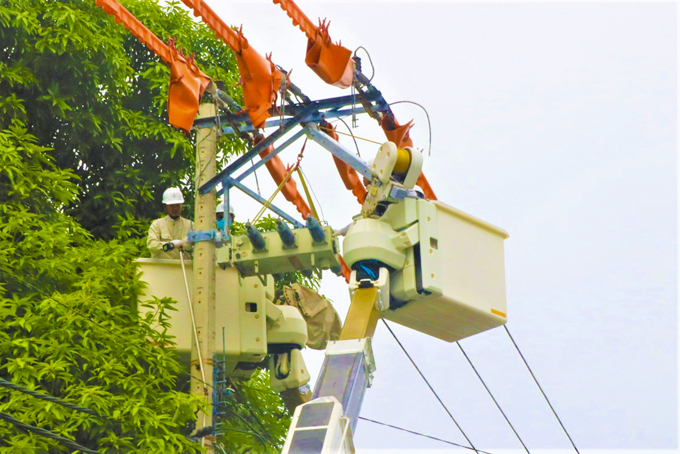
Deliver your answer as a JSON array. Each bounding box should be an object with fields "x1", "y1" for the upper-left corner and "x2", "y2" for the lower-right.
[
  {"x1": 233, "y1": 129, "x2": 306, "y2": 184},
  {"x1": 304, "y1": 125, "x2": 374, "y2": 180},
  {"x1": 198, "y1": 103, "x2": 319, "y2": 195}
]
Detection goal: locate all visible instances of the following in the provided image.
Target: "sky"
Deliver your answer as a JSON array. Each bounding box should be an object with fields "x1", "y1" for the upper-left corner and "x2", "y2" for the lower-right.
[{"x1": 180, "y1": 1, "x2": 677, "y2": 452}]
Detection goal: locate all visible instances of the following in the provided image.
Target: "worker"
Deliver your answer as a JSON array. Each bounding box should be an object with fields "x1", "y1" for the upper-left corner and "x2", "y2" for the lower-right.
[
  {"x1": 215, "y1": 201, "x2": 235, "y2": 232},
  {"x1": 147, "y1": 187, "x2": 193, "y2": 260}
]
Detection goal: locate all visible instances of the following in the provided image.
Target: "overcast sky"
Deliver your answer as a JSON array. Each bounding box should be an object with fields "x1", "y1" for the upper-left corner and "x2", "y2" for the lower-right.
[{"x1": 196, "y1": 2, "x2": 677, "y2": 452}]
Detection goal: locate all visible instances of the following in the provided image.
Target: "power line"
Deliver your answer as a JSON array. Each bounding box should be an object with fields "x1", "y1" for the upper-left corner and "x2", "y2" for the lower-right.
[
  {"x1": 359, "y1": 417, "x2": 493, "y2": 454},
  {"x1": 503, "y1": 325, "x2": 580, "y2": 453},
  {"x1": 0, "y1": 411, "x2": 103, "y2": 454},
  {"x1": 0, "y1": 378, "x2": 102, "y2": 419},
  {"x1": 456, "y1": 342, "x2": 531, "y2": 453},
  {"x1": 380, "y1": 318, "x2": 481, "y2": 454}
]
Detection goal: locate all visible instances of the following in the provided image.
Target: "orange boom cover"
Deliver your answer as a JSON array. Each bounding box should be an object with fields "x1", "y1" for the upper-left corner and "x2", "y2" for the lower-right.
[
  {"x1": 181, "y1": 0, "x2": 285, "y2": 129},
  {"x1": 273, "y1": 0, "x2": 354, "y2": 88},
  {"x1": 95, "y1": 0, "x2": 211, "y2": 132}
]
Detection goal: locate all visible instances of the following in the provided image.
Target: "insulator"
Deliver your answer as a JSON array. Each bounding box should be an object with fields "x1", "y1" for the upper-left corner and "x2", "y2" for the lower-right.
[
  {"x1": 245, "y1": 222, "x2": 266, "y2": 250},
  {"x1": 276, "y1": 219, "x2": 296, "y2": 247},
  {"x1": 306, "y1": 217, "x2": 326, "y2": 243}
]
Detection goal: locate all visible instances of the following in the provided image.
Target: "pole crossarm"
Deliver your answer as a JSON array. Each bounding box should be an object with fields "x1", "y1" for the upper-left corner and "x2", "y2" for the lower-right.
[
  {"x1": 232, "y1": 129, "x2": 307, "y2": 184},
  {"x1": 198, "y1": 103, "x2": 319, "y2": 196},
  {"x1": 192, "y1": 88, "x2": 386, "y2": 131},
  {"x1": 218, "y1": 107, "x2": 367, "y2": 135}
]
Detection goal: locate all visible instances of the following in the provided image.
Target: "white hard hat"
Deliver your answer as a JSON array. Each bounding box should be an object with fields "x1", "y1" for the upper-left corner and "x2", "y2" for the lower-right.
[
  {"x1": 162, "y1": 187, "x2": 184, "y2": 205},
  {"x1": 229, "y1": 204, "x2": 235, "y2": 216}
]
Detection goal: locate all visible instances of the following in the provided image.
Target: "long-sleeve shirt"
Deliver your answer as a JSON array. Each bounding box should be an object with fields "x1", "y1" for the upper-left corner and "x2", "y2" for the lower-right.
[{"x1": 147, "y1": 215, "x2": 194, "y2": 260}]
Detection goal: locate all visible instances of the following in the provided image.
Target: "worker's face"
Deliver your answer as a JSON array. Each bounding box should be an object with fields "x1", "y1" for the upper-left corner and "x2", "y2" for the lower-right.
[
  {"x1": 216, "y1": 212, "x2": 224, "y2": 221},
  {"x1": 166, "y1": 203, "x2": 182, "y2": 219}
]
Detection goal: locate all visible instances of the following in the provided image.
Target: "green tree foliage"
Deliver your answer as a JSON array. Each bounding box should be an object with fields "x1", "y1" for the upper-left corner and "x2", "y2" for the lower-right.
[
  {"x1": 0, "y1": 0, "x2": 244, "y2": 241},
  {"x1": 1, "y1": 1, "x2": 295, "y2": 452},
  {"x1": 213, "y1": 370, "x2": 292, "y2": 453},
  {"x1": 0, "y1": 122, "x2": 204, "y2": 452}
]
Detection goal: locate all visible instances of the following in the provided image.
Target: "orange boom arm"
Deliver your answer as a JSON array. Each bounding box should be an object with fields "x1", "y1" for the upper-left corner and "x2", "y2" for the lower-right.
[
  {"x1": 180, "y1": 0, "x2": 285, "y2": 129},
  {"x1": 95, "y1": 0, "x2": 211, "y2": 132},
  {"x1": 273, "y1": 0, "x2": 354, "y2": 88}
]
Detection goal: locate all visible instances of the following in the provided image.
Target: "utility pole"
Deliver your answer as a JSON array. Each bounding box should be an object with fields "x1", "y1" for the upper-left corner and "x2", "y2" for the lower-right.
[{"x1": 191, "y1": 103, "x2": 218, "y2": 451}]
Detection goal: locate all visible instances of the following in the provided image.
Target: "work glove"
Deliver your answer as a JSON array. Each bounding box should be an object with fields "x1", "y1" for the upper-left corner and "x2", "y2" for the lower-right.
[{"x1": 162, "y1": 239, "x2": 186, "y2": 253}]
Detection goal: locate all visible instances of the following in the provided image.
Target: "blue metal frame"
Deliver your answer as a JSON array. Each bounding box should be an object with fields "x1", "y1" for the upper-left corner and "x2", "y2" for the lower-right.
[
  {"x1": 232, "y1": 129, "x2": 306, "y2": 184},
  {"x1": 192, "y1": 89, "x2": 386, "y2": 131},
  {"x1": 195, "y1": 71, "x2": 393, "y2": 229},
  {"x1": 303, "y1": 126, "x2": 374, "y2": 180},
  {"x1": 199, "y1": 103, "x2": 319, "y2": 196},
  {"x1": 219, "y1": 107, "x2": 367, "y2": 135}
]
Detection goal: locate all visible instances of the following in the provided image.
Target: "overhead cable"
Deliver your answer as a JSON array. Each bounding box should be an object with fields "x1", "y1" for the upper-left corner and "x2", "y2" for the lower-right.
[
  {"x1": 330, "y1": 116, "x2": 361, "y2": 157},
  {"x1": 0, "y1": 378, "x2": 101, "y2": 419},
  {"x1": 353, "y1": 46, "x2": 375, "y2": 83},
  {"x1": 380, "y1": 318, "x2": 481, "y2": 454},
  {"x1": 0, "y1": 411, "x2": 103, "y2": 454},
  {"x1": 389, "y1": 100, "x2": 433, "y2": 156},
  {"x1": 359, "y1": 417, "x2": 493, "y2": 454},
  {"x1": 456, "y1": 342, "x2": 531, "y2": 453},
  {"x1": 504, "y1": 325, "x2": 580, "y2": 453}
]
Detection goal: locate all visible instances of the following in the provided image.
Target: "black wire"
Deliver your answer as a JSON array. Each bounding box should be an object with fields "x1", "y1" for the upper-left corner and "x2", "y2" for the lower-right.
[
  {"x1": 354, "y1": 46, "x2": 375, "y2": 82},
  {"x1": 359, "y1": 417, "x2": 493, "y2": 454},
  {"x1": 333, "y1": 116, "x2": 361, "y2": 157},
  {"x1": 389, "y1": 100, "x2": 433, "y2": 157},
  {"x1": 0, "y1": 378, "x2": 102, "y2": 419},
  {"x1": 456, "y1": 342, "x2": 531, "y2": 453},
  {"x1": 504, "y1": 325, "x2": 580, "y2": 453},
  {"x1": 380, "y1": 318, "x2": 481, "y2": 454},
  {"x1": 0, "y1": 411, "x2": 103, "y2": 454}
]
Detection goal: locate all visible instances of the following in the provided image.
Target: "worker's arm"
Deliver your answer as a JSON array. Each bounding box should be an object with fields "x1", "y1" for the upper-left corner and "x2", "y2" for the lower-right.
[
  {"x1": 147, "y1": 220, "x2": 165, "y2": 257},
  {"x1": 333, "y1": 223, "x2": 351, "y2": 237}
]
